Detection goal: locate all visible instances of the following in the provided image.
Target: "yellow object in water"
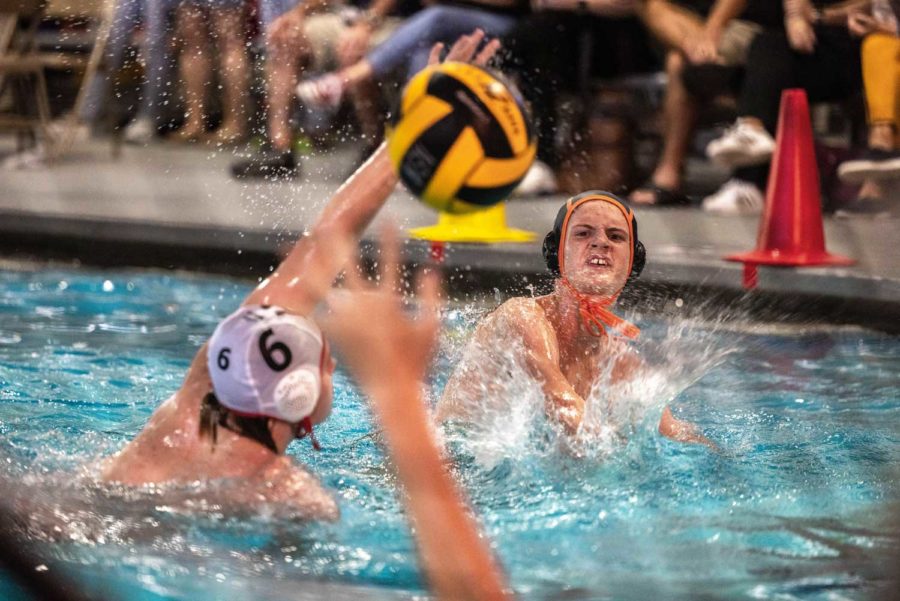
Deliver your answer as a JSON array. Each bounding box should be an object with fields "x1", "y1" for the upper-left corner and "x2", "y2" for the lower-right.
[{"x1": 409, "y1": 203, "x2": 536, "y2": 243}]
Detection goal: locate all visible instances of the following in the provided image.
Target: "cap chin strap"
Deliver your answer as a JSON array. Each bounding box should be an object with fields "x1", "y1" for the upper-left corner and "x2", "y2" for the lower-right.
[
  {"x1": 295, "y1": 416, "x2": 321, "y2": 451},
  {"x1": 561, "y1": 278, "x2": 640, "y2": 340}
]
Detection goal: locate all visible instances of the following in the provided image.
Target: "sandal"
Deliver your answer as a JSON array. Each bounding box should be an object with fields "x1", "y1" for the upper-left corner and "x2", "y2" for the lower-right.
[
  {"x1": 628, "y1": 182, "x2": 692, "y2": 207},
  {"x1": 296, "y1": 73, "x2": 344, "y2": 110}
]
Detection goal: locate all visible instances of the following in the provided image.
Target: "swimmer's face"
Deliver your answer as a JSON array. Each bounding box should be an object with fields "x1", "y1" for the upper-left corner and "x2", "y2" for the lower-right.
[{"x1": 562, "y1": 202, "x2": 632, "y2": 296}]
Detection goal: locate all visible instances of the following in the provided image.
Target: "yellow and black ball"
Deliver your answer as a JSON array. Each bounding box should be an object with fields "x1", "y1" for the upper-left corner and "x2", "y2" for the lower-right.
[{"x1": 387, "y1": 62, "x2": 537, "y2": 214}]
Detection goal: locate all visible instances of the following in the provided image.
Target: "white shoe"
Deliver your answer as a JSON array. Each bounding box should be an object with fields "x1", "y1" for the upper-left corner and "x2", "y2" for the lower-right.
[
  {"x1": 701, "y1": 179, "x2": 764, "y2": 215},
  {"x1": 513, "y1": 160, "x2": 558, "y2": 197},
  {"x1": 706, "y1": 119, "x2": 775, "y2": 167},
  {"x1": 837, "y1": 148, "x2": 900, "y2": 183},
  {"x1": 47, "y1": 114, "x2": 90, "y2": 143},
  {"x1": 123, "y1": 117, "x2": 156, "y2": 144}
]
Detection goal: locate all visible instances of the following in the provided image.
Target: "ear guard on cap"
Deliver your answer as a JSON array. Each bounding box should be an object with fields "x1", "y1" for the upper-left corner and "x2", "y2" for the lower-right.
[
  {"x1": 272, "y1": 367, "x2": 321, "y2": 423},
  {"x1": 542, "y1": 191, "x2": 646, "y2": 283}
]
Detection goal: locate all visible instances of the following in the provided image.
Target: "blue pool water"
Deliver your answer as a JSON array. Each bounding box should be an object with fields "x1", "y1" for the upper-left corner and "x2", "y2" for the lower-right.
[{"x1": 0, "y1": 266, "x2": 898, "y2": 600}]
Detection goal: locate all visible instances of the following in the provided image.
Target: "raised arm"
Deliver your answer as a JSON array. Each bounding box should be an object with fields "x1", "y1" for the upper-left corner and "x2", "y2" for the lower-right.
[
  {"x1": 241, "y1": 145, "x2": 398, "y2": 317},
  {"x1": 321, "y1": 228, "x2": 510, "y2": 601},
  {"x1": 243, "y1": 30, "x2": 502, "y2": 317}
]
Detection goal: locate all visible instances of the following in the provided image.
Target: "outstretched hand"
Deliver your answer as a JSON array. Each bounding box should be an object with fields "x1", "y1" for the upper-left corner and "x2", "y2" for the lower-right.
[
  {"x1": 426, "y1": 28, "x2": 502, "y2": 67},
  {"x1": 320, "y1": 226, "x2": 442, "y2": 397},
  {"x1": 322, "y1": 227, "x2": 510, "y2": 601}
]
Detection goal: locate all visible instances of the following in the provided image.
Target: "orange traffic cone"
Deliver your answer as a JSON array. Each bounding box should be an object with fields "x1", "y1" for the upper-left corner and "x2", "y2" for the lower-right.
[{"x1": 726, "y1": 89, "x2": 853, "y2": 286}]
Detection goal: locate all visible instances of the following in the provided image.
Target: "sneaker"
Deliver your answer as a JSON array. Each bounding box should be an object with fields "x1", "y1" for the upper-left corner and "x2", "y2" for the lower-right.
[
  {"x1": 47, "y1": 114, "x2": 90, "y2": 143},
  {"x1": 836, "y1": 148, "x2": 900, "y2": 183},
  {"x1": 706, "y1": 119, "x2": 776, "y2": 167},
  {"x1": 0, "y1": 145, "x2": 47, "y2": 170},
  {"x1": 834, "y1": 197, "x2": 892, "y2": 218},
  {"x1": 513, "y1": 160, "x2": 558, "y2": 197},
  {"x1": 296, "y1": 73, "x2": 344, "y2": 110},
  {"x1": 230, "y1": 147, "x2": 299, "y2": 180},
  {"x1": 123, "y1": 117, "x2": 157, "y2": 145},
  {"x1": 701, "y1": 179, "x2": 764, "y2": 215}
]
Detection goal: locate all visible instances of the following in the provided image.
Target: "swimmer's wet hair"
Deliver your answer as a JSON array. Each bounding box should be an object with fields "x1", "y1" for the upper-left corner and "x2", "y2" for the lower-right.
[
  {"x1": 542, "y1": 190, "x2": 646, "y2": 283},
  {"x1": 199, "y1": 392, "x2": 278, "y2": 453}
]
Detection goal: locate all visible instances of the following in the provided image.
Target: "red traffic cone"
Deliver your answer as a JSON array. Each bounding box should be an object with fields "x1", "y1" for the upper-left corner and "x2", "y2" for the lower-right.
[{"x1": 726, "y1": 89, "x2": 853, "y2": 275}]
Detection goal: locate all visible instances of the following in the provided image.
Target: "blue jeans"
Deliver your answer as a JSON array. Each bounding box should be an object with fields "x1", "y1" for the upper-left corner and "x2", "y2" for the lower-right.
[
  {"x1": 367, "y1": 5, "x2": 516, "y2": 80},
  {"x1": 79, "y1": 0, "x2": 178, "y2": 125}
]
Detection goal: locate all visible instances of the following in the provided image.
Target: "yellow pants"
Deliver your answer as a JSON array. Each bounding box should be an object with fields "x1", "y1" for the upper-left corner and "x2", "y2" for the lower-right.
[{"x1": 861, "y1": 32, "x2": 900, "y2": 127}]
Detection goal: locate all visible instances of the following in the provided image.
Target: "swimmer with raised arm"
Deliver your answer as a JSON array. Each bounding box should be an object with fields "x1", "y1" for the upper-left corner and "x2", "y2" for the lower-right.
[
  {"x1": 321, "y1": 227, "x2": 510, "y2": 600},
  {"x1": 101, "y1": 31, "x2": 504, "y2": 521},
  {"x1": 438, "y1": 192, "x2": 714, "y2": 447}
]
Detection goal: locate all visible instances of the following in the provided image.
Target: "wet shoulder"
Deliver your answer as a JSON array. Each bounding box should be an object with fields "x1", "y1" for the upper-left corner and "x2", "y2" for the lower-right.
[
  {"x1": 486, "y1": 296, "x2": 549, "y2": 332},
  {"x1": 256, "y1": 460, "x2": 339, "y2": 521}
]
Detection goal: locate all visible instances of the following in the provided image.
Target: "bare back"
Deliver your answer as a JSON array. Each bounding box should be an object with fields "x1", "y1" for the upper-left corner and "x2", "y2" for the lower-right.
[{"x1": 100, "y1": 347, "x2": 338, "y2": 520}]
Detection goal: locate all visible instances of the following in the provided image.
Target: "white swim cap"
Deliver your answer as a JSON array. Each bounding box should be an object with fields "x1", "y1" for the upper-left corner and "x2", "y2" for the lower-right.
[{"x1": 207, "y1": 305, "x2": 326, "y2": 423}]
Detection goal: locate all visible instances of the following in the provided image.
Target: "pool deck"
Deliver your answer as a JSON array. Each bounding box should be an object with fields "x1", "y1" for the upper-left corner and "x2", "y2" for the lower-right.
[{"x1": 1, "y1": 137, "x2": 899, "y2": 330}]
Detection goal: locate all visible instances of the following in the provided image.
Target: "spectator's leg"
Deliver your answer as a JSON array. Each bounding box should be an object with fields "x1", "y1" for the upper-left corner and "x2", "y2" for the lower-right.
[
  {"x1": 303, "y1": 12, "x2": 386, "y2": 146},
  {"x1": 79, "y1": 0, "x2": 142, "y2": 124},
  {"x1": 265, "y1": 10, "x2": 311, "y2": 151},
  {"x1": 736, "y1": 31, "x2": 795, "y2": 134},
  {"x1": 363, "y1": 6, "x2": 443, "y2": 80},
  {"x1": 860, "y1": 32, "x2": 898, "y2": 151},
  {"x1": 653, "y1": 51, "x2": 696, "y2": 190},
  {"x1": 636, "y1": 0, "x2": 702, "y2": 51},
  {"x1": 631, "y1": 50, "x2": 696, "y2": 204},
  {"x1": 849, "y1": 32, "x2": 896, "y2": 200},
  {"x1": 210, "y1": 6, "x2": 250, "y2": 142},
  {"x1": 739, "y1": 28, "x2": 860, "y2": 190},
  {"x1": 228, "y1": 0, "x2": 307, "y2": 178},
  {"x1": 140, "y1": 0, "x2": 178, "y2": 128},
  {"x1": 405, "y1": 8, "x2": 514, "y2": 78},
  {"x1": 310, "y1": 7, "x2": 458, "y2": 99},
  {"x1": 726, "y1": 32, "x2": 797, "y2": 192},
  {"x1": 365, "y1": 6, "x2": 514, "y2": 81},
  {"x1": 175, "y1": 3, "x2": 211, "y2": 139},
  {"x1": 298, "y1": 7, "x2": 514, "y2": 110}
]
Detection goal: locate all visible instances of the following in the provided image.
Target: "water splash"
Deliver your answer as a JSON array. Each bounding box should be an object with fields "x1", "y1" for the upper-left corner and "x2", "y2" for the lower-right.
[{"x1": 435, "y1": 300, "x2": 741, "y2": 468}]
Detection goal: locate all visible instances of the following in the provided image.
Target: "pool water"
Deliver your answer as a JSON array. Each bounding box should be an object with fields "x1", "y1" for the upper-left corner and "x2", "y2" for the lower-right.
[{"x1": 0, "y1": 267, "x2": 898, "y2": 600}]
